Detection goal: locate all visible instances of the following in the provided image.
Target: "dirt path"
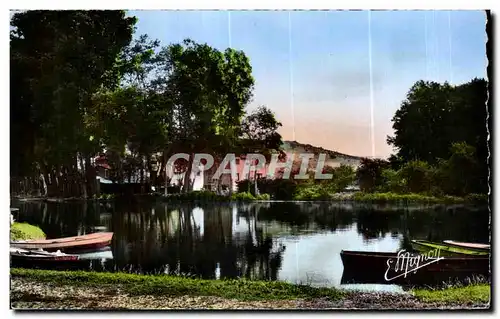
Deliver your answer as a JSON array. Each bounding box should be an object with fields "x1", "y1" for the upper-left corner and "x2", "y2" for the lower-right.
[{"x1": 10, "y1": 278, "x2": 490, "y2": 310}]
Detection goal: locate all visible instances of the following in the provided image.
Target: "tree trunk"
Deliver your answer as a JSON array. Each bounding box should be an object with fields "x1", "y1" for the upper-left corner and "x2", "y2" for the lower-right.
[
  {"x1": 182, "y1": 153, "x2": 194, "y2": 193},
  {"x1": 78, "y1": 155, "x2": 87, "y2": 199},
  {"x1": 162, "y1": 145, "x2": 175, "y2": 196},
  {"x1": 85, "y1": 154, "x2": 96, "y2": 199},
  {"x1": 140, "y1": 155, "x2": 145, "y2": 193},
  {"x1": 164, "y1": 164, "x2": 169, "y2": 196},
  {"x1": 40, "y1": 173, "x2": 47, "y2": 196},
  {"x1": 254, "y1": 170, "x2": 258, "y2": 195}
]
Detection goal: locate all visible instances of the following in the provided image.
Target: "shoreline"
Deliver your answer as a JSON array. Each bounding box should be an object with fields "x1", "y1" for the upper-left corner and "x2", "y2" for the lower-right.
[
  {"x1": 11, "y1": 192, "x2": 488, "y2": 205},
  {"x1": 10, "y1": 269, "x2": 490, "y2": 310}
]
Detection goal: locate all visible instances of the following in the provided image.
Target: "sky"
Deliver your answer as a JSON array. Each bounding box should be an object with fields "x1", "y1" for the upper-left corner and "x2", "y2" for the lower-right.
[{"x1": 128, "y1": 10, "x2": 488, "y2": 158}]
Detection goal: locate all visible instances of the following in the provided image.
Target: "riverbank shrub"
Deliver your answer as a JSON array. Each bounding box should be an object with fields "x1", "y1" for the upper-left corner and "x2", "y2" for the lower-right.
[
  {"x1": 162, "y1": 190, "x2": 271, "y2": 202},
  {"x1": 293, "y1": 184, "x2": 330, "y2": 201},
  {"x1": 352, "y1": 192, "x2": 457, "y2": 204},
  {"x1": 329, "y1": 164, "x2": 356, "y2": 191},
  {"x1": 164, "y1": 191, "x2": 230, "y2": 202},
  {"x1": 11, "y1": 222, "x2": 46, "y2": 241},
  {"x1": 356, "y1": 158, "x2": 391, "y2": 192},
  {"x1": 231, "y1": 191, "x2": 256, "y2": 201}
]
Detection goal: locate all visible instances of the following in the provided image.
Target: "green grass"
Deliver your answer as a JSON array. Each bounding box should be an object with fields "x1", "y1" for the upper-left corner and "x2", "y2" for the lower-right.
[
  {"x1": 412, "y1": 284, "x2": 490, "y2": 304},
  {"x1": 350, "y1": 192, "x2": 485, "y2": 204},
  {"x1": 10, "y1": 268, "x2": 345, "y2": 301},
  {"x1": 163, "y1": 190, "x2": 271, "y2": 203},
  {"x1": 293, "y1": 184, "x2": 331, "y2": 201},
  {"x1": 10, "y1": 223, "x2": 46, "y2": 241},
  {"x1": 160, "y1": 188, "x2": 486, "y2": 204}
]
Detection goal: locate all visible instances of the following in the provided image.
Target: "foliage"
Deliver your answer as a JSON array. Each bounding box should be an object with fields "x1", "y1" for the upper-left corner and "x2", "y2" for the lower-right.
[
  {"x1": 11, "y1": 222, "x2": 46, "y2": 241},
  {"x1": 351, "y1": 192, "x2": 452, "y2": 204},
  {"x1": 10, "y1": 10, "x2": 137, "y2": 197},
  {"x1": 398, "y1": 160, "x2": 434, "y2": 194},
  {"x1": 256, "y1": 193, "x2": 271, "y2": 200},
  {"x1": 435, "y1": 142, "x2": 481, "y2": 196},
  {"x1": 329, "y1": 165, "x2": 356, "y2": 192},
  {"x1": 231, "y1": 192, "x2": 257, "y2": 202},
  {"x1": 93, "y1": 193, "x2": 116, "y2": 200},
  {"x1": 464, "y1": 193, "x2": 489, "y2": 203},
  {"x1": 293, "y1": 184, "x2": 331, "y2": 201},
  {"x1": 356, "y1": 158, "x2": 391, "y2": 192},
  {"x1": 10, "y1": 12, "x2": 286, "y2": 199},
  {"x1": 161, "y1": 39, "x2": 256, "y2": 193},
  {"x1": 239, "y1": 106, "x2": 285, "y2": 161},
  {"x1": 387, "y1": 79, "x2": 488, "y2": 194},
  {"x1": 377, "y1": 169, "x2": 405, "y2": 193}
]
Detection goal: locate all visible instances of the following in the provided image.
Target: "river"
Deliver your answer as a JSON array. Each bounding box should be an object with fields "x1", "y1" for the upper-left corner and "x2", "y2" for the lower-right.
[{"x1": 11, "y1": 198, "x2": 490, "y2": 293}]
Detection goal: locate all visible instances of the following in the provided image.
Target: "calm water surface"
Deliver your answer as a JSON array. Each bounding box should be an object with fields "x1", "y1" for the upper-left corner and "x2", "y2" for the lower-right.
[{"x1": 11, "y1": 199, "x2": 489, "y2": 293}]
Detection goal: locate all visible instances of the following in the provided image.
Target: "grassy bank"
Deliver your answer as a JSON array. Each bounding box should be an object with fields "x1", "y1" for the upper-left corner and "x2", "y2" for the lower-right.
[
  {"x1": 412, "y1": 284, "x2": 490, "y2": 304},
  {"x1": 348, "y1": 192, "x2": 488, "y2": 204},
  {"x1": 163, "y1": 191, "x2": 270, "y2": 203},
  {"x1": 10, "y1": 269, "x2": 490, "y2": 309},
  {"x1": 14, "y1": 190, "x2": 487, "y2": 205},
  {"x1": 160, "y1": 190, "x2": 487, "y2": 205},
  {"x1": 10, "y1": 223, "x2": 46, "y2": 241},
  {"x1": 10, "y1": 268, "x2": 343, "y2": 301}
]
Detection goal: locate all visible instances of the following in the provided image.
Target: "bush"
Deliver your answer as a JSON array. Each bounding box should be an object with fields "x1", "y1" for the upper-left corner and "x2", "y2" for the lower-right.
[
  {"x1": 11, "y1": 222, "x2": 46, "y2": 241},
  {"x1": 293, "y1": 184, "x2": 330, "y2": 201},
  {"x1": 464, "y1": 193, "x2": 488, "y2": 203},
  {"x1": 325, "y1": 164, "x2": 356, "y2": 192},
  {"x1": 256, "y1": 193, "x2": 271, "y2": 200},
  {"x1": 398, "y1": 160, "x2": 434, "y2": 193},
  {"x1": 436, "y1": 142, "x2": 481, "y2": 196},
  {"x1": 231, "y1": 192, "x2": 256, "y2": 201},
  {"x1": 356, "y1": 158, "x2": 391, "y2": 192},
  {"x1": 377, "y1": 168, "x2": 405, "y2": 193}
]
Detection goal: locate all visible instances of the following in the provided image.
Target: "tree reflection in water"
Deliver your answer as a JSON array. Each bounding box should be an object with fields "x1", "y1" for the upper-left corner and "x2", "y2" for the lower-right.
[{"x1": 11, "y1": 199, "x2": 489, "y2": 282}]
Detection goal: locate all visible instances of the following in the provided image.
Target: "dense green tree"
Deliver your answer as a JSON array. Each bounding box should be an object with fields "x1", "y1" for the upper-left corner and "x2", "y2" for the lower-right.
[
  {"x1": 387, "y1": 81, "x2": 455, "y2": 164},
  {"x1": 330, "y1": 164, "x2": 356, "y2": 191},
  {"x1": 356, "y1": 158, "x2": 391, "y2": 192},
  {"x1": 159, "y1": 39, "x2": 255, "y2": 193},
  {"x1": 387, "y1": 78, "x2": 488, "y2": 194},
  {"x1": 10, "y1": 10, "x2": 137, "y2": 197},
  {"x1": 397, "y1": 160, "x2": 433, "y2": 194},
  {"x1": 436, "y1": 142, "x2": 481, "y2": 196},
  {"x1": 239, "y1": 106, "x2": 284, "y2": 159}
]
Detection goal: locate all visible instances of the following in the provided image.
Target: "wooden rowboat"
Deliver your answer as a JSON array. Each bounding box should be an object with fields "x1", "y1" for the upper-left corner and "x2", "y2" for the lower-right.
[
  {"x1": 411, "y1": 240, "x2": 489, "y2": 257},
  {"x1": 10, "y1": 247, "x2": 79, "y2": 262},
  {"x1": 11, "y1": 232, "x2": 113, "y2": 253},
  {"x1": 340, "y1": 250, "x2": 490, "y2": 285},
  {"x1": 443, "y1": 240, "x2": 490, "y2": 252},
  {"x1": 12, "y1": 232, "x2": 112, "y2": 244}
]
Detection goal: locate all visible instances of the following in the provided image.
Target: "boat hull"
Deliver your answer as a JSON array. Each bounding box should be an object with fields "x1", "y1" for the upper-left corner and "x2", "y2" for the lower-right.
[
  {"x1": 11, "y1": 232, "x2": 113, "y2": 253},
  {"x1": 10, "y1": 248, "x2": 80, "y2": 263},
  {"x1": 411, "y1": 240, "x2": 489, "y2": 257},
  {"x1": 443, "y1": 240, "x2": 490, "y2": 252},
  {"x1": 340, "y1": 250, "x2": 490, "y2": 285}
]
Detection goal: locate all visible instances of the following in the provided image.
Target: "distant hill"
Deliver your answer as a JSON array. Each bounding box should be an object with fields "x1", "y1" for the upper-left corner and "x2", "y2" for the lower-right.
[
  {"x1": 281, "y1": 140, "x2": 364, "y2": 160},
  {"x1": 278, "y1": 140, "x2": 364, "y2": 170}
]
